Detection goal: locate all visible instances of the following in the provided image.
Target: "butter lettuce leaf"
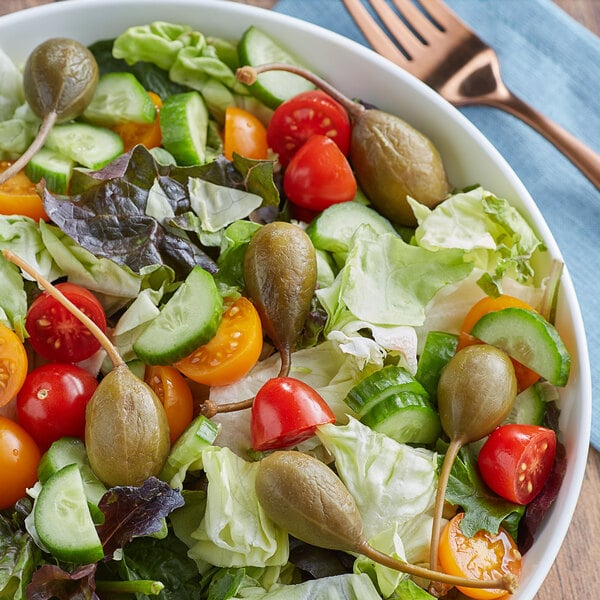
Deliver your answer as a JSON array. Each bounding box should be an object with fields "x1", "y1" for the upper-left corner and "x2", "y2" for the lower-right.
[
  {"x1": 316, "y1": 418, "x2": 437, "y2": 543},
  {"x1": 186, "y1": 446, "x2": 289, "y2": 570},
  {"x1": 230, "y1": 573, "x2": 382, "y2": 599},
  {"x1": 318, "y1": 225, "x2": 472, "y2": 330},
  {"x1": 410, "y1": 187, "x2": 545, "y2": 294}
]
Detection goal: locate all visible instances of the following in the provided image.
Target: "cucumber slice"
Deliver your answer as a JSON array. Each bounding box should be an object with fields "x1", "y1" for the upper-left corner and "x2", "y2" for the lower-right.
[
  {"x1": 83, "y1": 72, "x2": 156, "y2": 126},
  {"x1": 361, "y1": 395, "x2": 441, "y2": 444},
  {"x1": 470, "y1": 307, "x2": 571, "y2": 387},
  {"x1": 38, "y1": 437, "x2": 107, "y2": 523},
  {"x1": 306, "y1": 201, "x2": 397, "y2": 255},
  {"x1": 159, "y1": 415, "x2": 220, "y2": 486},
  {"x1": 45, "y1": 122, "x2": 124, "y2": 170},
  {"x1": 25, "y1": 147, "x2": 74, "y2": 194},
  {"x1": 415, "y1": 331, "x2": 458, "y2": 403},
  {"x1": 344, "y1": 365, "x2": 440, "y2": 443},
  {"x1": 238, "y1": 26, "x2": 315, "y2": 109},
  {"x1": 344, "y1": 364, "x2": 429, "y2": 416},
  {"x1": 159, "y1": 91, "x2": 209, "y2": 165},
  {"x1": 505, "y1": 383, "x2": 547, "y2": 426},
  {"x1": 133, "y1": 266, "x2": 223, "y2": 365},
  {"x1": 34, "y1": 463, "x2": 104, "y2": 564}
]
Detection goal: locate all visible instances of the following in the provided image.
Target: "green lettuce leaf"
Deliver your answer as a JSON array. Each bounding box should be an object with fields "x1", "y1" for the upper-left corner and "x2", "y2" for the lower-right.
[
  {"x1": 316, "y1": 418, "x2": 437, "y2": 543},
  {"x1": 230, "y1": 573, "x2": 382, "y2": 600},
  {"x1": 410, "y1": 187, "x2": 545, "y2": 294},
  {"x1": 318, "y1": 225, "x2": 472, "y2": 330},
  {"x1": 444, "y1": 445, "x2": 525, "y2": 539},
  {"x1": 185, "y1": 446, "x2": 289, "y2": 570},
  {"x1": 112, "y1": 22, "x2": 248, "y2": 122}
]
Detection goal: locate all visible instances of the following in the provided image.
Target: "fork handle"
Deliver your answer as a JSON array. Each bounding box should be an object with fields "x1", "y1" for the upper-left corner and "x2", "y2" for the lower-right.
[{"x1": 481, "y1": 91, "x2": 600, "y2": 191}]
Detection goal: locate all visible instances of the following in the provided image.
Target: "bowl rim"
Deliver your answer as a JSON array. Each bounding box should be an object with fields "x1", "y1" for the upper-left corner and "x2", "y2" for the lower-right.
[{"x1": 0, "y1": 1, "x2": 592, "y2": 597}]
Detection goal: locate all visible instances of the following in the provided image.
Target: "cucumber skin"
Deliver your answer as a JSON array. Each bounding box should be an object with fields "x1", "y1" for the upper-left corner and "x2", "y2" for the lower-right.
[
  {"x1": 45, "y1": 123, "x2": 124, "y2": 170},
  {"x1": 505, "y1": 383, "x2": 547, "y2": 426},
  {"x1": 34, "y1": 464, "x2": 104, "y2": 564},
  {"x1": 159, "y1": 91, "x2": 208, "y2": 166},
  {"x1": 306, "y1": 201, "x2": 397, "y2": 255},
  {"x1": 38, "y1": 437, "x2": 107, "y2": 522},
  {"x1": 83, "y1": 72, "x2": 156, "y2": 126},
  {"x1": 238, "y1": 26, "x2": 314, "y2": 109},
  {"x1": 133, "y1": 266, "x2": 223, "y2": 365},
  {"x1": 415, "y1": 331, "x2": 458, "y2": 404},
  {"x1": 344, "y1": 365, "x2": 441, "y2": 444},
  {"x1": 25, "y1": 148, "x2": 73, "y2": 194},
  {"x1": 344, "y1": 365, "x2": 423, "y2": 416},
  {"x1": 361, "y1": 396, "x2": 441, "y2": 444},
  {"x1": 471, "y1": 307, "x2": 571, "y2": 387}
]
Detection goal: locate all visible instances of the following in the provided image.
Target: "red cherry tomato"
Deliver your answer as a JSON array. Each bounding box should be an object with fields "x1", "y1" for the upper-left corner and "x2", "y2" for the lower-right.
[
  {"x1": 478, "y1": 424, "x2": 557, "y2": 505},
  {"x1": 0, "y1": 415, "x2": 41, "y2": 509},
  {"x1": 16, "y1": 363, "x2": 98, "y2": 451},
  {"x1": 267, "y1": 90, "x2": 351, "y2": 166},
  {"x1": 283, "y1": 135, "x2": 357, "y2": 212},
  {"x1": 25, "y1": 282, "x2": 107, "y2": 363},
  {"x1": 251, "y1": 377, "x2": 336, "y2": 451}
]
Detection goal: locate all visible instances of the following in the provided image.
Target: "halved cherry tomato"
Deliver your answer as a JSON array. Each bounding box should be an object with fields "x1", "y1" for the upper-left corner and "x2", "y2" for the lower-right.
[
  {"x1": 145, "y1": 365, "x2": 194, "y2": 444},
  {"x1": 457, "y1": 294, "x2": 540, "y2": 392},
  {"x1": 112, "y1": 91, "x2": 163, "y2": 152},
  {"x1": 267, "y1": 90, "x2": 351, "y2": 166},
  {"x1": 438, "y1": 512, "x2": 522, "y2": 600},
  {"x1": 0, "y1": 415, "x2": 41, "y2": 509},
  {"x1": 0, "y1": 322, "x2": 28, "y2": 408},
  {"x1": 478, "y1": 423, "x2": 557, "y2": 505},
  {"x1": 251, "y1": 376, "x2": 335, "y2": 451},
  {"x1": 0, "y1": 160, "x2": 49, "y2": 221},
  {"x1": 283, "y1": 134, "x2": 357, "y2": 212},
  {"x1": 16, "y1": 363, "x2": 98, "y2": 451},
  {"x1": 223, "y1": 106, "x2": 269, "y2": 161},
  {"x1": 25, "y1": 282, "x2": 107, "y2": 364},
  {"x1": 175, "y1": 297, "x2": 263, "y2": 387}
]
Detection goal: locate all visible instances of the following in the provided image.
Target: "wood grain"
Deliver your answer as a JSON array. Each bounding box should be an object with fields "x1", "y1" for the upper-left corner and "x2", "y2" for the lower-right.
[{"x1": 1, "y1": 1, "x2": 598, "y2": 599}]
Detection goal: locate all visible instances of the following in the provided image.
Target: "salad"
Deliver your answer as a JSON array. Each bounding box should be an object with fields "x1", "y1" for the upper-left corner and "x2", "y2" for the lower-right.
[{"x1": 0, "y1": 17, "x2": 572, "y2": 600}]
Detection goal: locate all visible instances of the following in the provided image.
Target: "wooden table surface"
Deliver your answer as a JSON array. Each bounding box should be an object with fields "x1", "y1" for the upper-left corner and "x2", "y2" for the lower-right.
[{"x1": 1, "y1": 1, "x2": 598, "y2": 599}]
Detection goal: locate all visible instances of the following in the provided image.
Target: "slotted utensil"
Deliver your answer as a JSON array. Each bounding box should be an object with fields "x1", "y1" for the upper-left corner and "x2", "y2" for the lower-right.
[{"x1": 342, "y1": 0, "x2": 600, "y2": 189}]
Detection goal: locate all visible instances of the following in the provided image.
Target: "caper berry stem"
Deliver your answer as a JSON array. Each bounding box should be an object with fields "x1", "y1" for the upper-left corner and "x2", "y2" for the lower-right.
[
  {"x1": 356, "y1": 538, "x2": 518, "y2": 594},
  {"x1": 1, "y1": 250, "x2": 125, "y2": 369},
  {"x1": 0, "y1": 111, "x2": 58, "y2": 185},
  {"x1": 95, "y1": 580, "x2": 165, "y2": 596},
  {"x1": 236, "y1": 63, "x2": 365, "y2": 121},
  {"x1": 429, "y1": 437, "x2": 462, "y2": 571},
  {"x1": 200, "y1": 396, "x2": 254, "y2": 418}
]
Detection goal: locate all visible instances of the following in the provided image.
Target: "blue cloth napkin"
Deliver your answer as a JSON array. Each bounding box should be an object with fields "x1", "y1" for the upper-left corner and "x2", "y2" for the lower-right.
[{"x1": 273, "y1": 0, "x2": 600, "y2": 449}]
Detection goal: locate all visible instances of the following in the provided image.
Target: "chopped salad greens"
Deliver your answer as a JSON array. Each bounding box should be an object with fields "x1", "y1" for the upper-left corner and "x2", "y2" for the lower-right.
[{"x1": 0, "y1": 18, "x2": 570, "y2": 600}]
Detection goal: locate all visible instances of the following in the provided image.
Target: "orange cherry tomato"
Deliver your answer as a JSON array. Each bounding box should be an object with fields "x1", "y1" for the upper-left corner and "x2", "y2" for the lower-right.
[
  {"x1": 438, "y1": 513, "x2": 522, "y2": 599},
  {"x1": 456, "y1": 294, "x2": 540, "y2": 391},
  {"x1": 175, "y1": 297, "x2": 263, "y2": 387},
  {"x1": 223, "y1": 106, "x2": 268, "y2": 161},
  {"x1": 112, "y1": 91, "x2": 163, "y2": 152},
  {"x1": 0, "y1": 415, "x2": 41, "y2": 509},
  {"x1": 0, "y1": 161, "x2": 48, "y2": 221},
  {"x1": 145, "y1": 365, "x2": 194, "y2": 444},
  {"x1": 0, "y1": 322, "x2": 28, "y2": 408}
]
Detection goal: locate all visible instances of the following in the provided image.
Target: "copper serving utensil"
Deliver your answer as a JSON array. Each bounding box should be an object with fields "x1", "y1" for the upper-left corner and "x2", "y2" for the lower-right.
[{"x1": 342, "y1": 0, "x2": 600, "y2": 189}]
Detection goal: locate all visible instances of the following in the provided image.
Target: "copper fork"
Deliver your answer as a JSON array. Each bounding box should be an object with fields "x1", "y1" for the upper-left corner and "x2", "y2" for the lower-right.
[{"x1": 342, "y1": 0, "x2": 600, "y2": 190}]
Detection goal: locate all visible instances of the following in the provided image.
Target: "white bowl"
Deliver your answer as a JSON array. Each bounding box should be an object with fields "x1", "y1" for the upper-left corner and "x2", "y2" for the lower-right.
[{"x1": 0, "y1": 1, "x2": 591, "y2": 598}]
